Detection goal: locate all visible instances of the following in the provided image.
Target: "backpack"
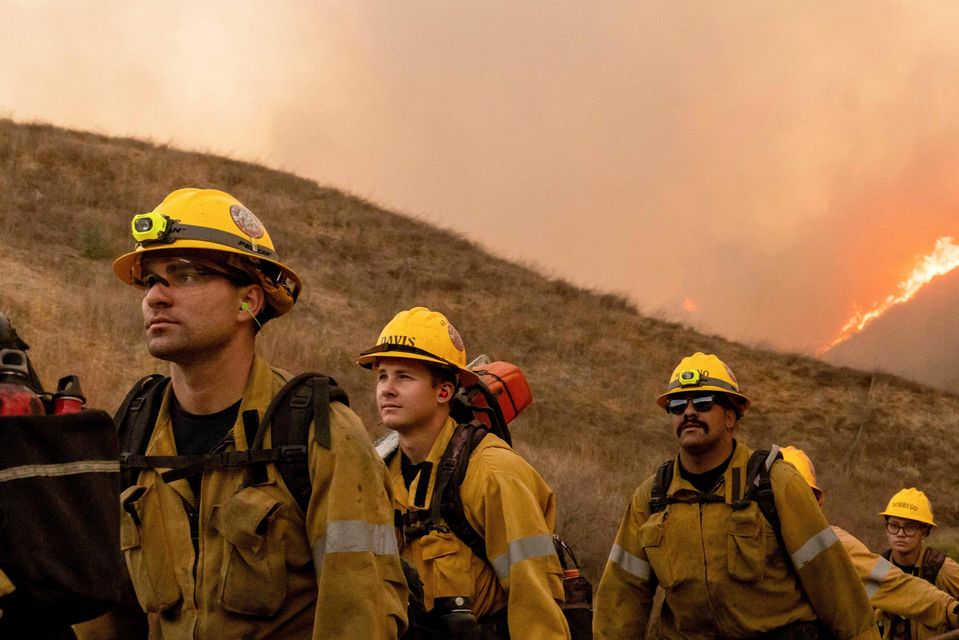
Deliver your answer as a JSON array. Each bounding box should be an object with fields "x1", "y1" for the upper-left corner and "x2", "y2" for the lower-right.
[
  {"x1": 379, "y1": 359, "x2": 593, "y2": 639},
  {"x1": 116, "y1": 371, "x2": 347, "y2": 513},
  {"x1": 649, "y1": 446, "x2": 784, "y2": 544},
  {"x1": 0, "y1": 410, "x2": 125, "y2": 631},
  {"x1": 880, "y1": 546, "x2": 947, "y2": 586}
]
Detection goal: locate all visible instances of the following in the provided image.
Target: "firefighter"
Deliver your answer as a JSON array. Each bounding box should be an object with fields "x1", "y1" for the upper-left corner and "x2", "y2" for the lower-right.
[
  {"x1": 107, "y1": 188, "x2": 407, "y2": 638},
  {"x1": 780, "y1": 446, "x2": 959, "y2": 634},
  {"x1": 877, "y1": 488, "x2": 959, "y2": 639},
  {"x1": 357, "y1": 307, "x2": 571, "y2": 639},
  {"x1": 594, "y1": 352, "x2": 879, "y2": 639}
]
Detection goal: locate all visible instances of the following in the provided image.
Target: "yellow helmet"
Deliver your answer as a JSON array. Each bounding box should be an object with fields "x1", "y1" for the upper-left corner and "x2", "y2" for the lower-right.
[
  {"x1": 780, "y1": 446, "x2": 823, "y2": 504},
  {"x1": 880, "y1": 488, "x2": 936, "y2": 527},
  {"x1": 113, "y1": 188, "x2": 301, "y2": 318},
  {"x1": 656, "y1": 352, "x2": 751, "y2": 412},
  {"x1": 357, "y1": 307, "x2": 477, "y2": 382}
]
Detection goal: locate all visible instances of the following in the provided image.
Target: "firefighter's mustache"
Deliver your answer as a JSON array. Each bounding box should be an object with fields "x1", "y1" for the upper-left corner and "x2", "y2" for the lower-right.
[{"x1": 677, "y1": 418, "x2": 708, "y2": 437}]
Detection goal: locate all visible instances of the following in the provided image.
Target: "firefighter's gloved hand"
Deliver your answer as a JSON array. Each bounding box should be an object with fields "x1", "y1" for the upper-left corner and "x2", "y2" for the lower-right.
[{"x1": 947, "y1": 602, "x2": 959, "y2": 629}]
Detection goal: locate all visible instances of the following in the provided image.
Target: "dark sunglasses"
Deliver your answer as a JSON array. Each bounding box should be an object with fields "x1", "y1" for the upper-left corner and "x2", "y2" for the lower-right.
[{"x1": 666, "y1": 395, "x2": 720, "y2": 415}]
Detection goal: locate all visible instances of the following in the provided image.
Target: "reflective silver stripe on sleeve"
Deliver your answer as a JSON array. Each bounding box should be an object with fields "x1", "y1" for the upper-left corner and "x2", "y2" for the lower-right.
[
  {"x1": 864, "y1": 555, "x2": 893, "y2": 599},
  {"x1": 609, "y1": 544, "x2": 652, "y2": 582},
  {"x1": 0, "y1": 460, "x2": 120, "y2": 483},
  {"x1": 791, "y1": 525, "x2": 840, "y2": 570},
  {"x1": 313, "y1": 520, "x2": 399, "y2": 573},
  {"x1": 490, "y1": 533, "x2": 557, "y2": 581}
]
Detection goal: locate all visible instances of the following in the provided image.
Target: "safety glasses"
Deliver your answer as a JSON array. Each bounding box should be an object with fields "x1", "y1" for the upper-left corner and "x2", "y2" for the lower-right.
[
  {"x1": 132, "y1": 258, "x2": 251, "y2": 290},
  {"x1": 666, "y1": 395, "x2": 719, "y2": 415}
]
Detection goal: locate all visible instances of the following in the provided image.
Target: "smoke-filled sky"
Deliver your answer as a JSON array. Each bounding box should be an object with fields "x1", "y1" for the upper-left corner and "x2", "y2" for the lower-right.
[{"x1": 3, "y1": 1, "x2": 959, "y2": 354}]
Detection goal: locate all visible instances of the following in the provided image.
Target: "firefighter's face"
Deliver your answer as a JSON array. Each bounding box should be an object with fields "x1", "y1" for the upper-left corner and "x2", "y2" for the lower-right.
[
  {"x1": 885, "y1": 517, "x2": 927, "y2": 558},
  {"x1": 374, "y1": 358, "x2": 452, "y2": 433},
  {"x1": 139, "y1": 256, "x2": 251, "y2": 363},
  {"x1": 670, "y1": 393, "x2": 737, "y2": 455}
]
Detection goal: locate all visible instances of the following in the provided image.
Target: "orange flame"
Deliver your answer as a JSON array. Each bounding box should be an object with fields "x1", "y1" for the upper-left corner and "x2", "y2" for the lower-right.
[
  {"x1": 682, "y1": 296, "x2": 701, "y2": 313},
  {"x1": 818, "y1": 236, "x2": 959, "y2": 355}
]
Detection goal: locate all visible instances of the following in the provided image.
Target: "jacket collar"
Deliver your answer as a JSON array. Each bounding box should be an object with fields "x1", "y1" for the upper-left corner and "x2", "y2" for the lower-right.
[{"x1": 667, "y1": 439, "x2": 753, "y2": 505}]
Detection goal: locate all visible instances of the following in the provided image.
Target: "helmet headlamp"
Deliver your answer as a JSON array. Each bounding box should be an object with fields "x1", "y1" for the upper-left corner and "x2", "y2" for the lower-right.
[
  {"x1": 678, "y1": 369, "x2": 703, "y2": 387},
  {"x1": 131, "y1": 212, "x2": 175, "y2": 244}
]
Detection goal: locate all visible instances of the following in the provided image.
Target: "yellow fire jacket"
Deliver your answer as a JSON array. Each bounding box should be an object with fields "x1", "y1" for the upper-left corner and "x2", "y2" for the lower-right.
[
  {"x1": 834, "y1": 527, "x2": 957, "y2": 633},
  {"x1": 0, "y1": 567, "x2": 13, "y2": 598},
  {"x1": 119, "y1": 356, "x2": 408, "y2": 639},
  {"x1": 594, "y1": 442, "x2": 879, "y2": 640},
  {"x1": 877, "y1": 543, "x2": 959, "y2": 640},
  {"x1": 388, "y1": 417, "x2": 570, "y2": 639}
]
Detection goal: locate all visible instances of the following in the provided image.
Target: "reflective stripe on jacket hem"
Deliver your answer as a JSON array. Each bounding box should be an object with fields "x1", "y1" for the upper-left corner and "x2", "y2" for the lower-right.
[
  {"x1": 609, "y1": 543, "x2": 651, "y2": 582},
  {"x1": 490, "y1": 533, "x2": 557, "y2": 580},
  {"x1": 791, "y1": 525, "x2": 839, "y2": 570},
  {"x1": 313, "y1": 520, "x2": 399, "y2": 572}
]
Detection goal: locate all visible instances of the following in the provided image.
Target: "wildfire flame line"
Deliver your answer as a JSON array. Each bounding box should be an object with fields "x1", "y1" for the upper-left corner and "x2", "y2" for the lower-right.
[{"x1": 818, "y1": 236, "x2": 959, "y2": 356}]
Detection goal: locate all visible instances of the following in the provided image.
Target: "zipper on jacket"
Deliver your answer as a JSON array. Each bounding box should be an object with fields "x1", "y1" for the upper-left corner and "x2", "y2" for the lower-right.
[{"x1": 699, "y1": 502, "x2": 720, "y2": 633}]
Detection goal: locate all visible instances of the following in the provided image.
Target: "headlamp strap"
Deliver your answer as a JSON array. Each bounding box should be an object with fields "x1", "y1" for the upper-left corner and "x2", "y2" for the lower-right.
[
  {"x1": 666, "y1": 375, "x2": 739, "y2": 393},
  {"x1": 138, "y1": 222, "x2": 278, "y2": 260}
]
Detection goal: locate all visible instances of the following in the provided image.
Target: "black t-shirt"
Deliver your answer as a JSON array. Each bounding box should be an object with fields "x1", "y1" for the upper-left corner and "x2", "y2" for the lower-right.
[
  {"x1": 678, "y1": 443, "x2": 736, "y2": 494},
  {"x1": 401, "y1": 452, "x2": 427, "y2": 490},
  {"x1": 170, "y1": 393, "x2": 241, "y2": 495}
]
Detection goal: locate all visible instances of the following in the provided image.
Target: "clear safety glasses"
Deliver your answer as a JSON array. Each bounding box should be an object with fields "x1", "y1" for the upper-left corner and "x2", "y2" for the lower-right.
[{"x1": 132, "y1": 258, "x2": 251, "y2": 290}]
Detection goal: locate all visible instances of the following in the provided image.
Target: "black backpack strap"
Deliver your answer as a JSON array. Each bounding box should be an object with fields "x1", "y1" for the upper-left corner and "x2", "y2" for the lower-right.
[
  {"x1": 425, "y1": 422, "x2": 489, "y2": 562},
  {"x1": 249, "y1": 372, "x2": 347, "y2": 513},
  {"x1": 117, "y1": 372, "x2": 345, "y2": 517},
  {"x1": 744, "y1": 447, "x2": 784, "y2": 543},
  {"x1": 450, "y1": 387, "x2": 511, "y2": 446},
  {"x1": 649, "y1": 460, "x2": 675, "y2": 514},
  {"x1": 921, "y1": 547, "x2": 947, "y2": 586},
  {"x1": 116, "y1": 374, "x2": 169, "y2": 489}
]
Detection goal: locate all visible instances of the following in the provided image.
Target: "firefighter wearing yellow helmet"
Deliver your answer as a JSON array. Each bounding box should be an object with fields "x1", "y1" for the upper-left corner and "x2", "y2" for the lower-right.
[
  {"x1": 781, "y1": 446, "x2": 959, "y2": 637},
  {"x1": 594, "y1": 353, "x2": 879, "y2": 639},
  {"x1": 877, "y1": 488, "x2": 959, "y2": 639},
  {"x1": 358, "y1": 307, "x2": 571, "y2": 640},
  {"x1": 102, "y1": 189, "x2": 408, "y2": 639}
]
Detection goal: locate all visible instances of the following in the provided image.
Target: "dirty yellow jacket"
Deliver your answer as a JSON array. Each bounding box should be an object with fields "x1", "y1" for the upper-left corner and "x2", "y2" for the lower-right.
[
  {"x1": 594, "y1": 442, "x2": 879, "y2": 640},
  {"x1": 835, "y1": 527, "x2": 957, "y2": 632},
  {"x1": 389, "y1": 417, "x2": 570, "y2": 640},
  {"x1": 120, "y1": 356, "x2": 408, "y2": 639},
  {"x1": 0, "y1": 567, "x2": 13, "y2": 598},
  {"x1": 878, "y1": 543, "x2": 959, "y2": 640}
]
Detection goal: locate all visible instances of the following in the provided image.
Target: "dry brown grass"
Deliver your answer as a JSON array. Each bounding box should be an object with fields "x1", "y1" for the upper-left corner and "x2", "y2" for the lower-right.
[{"x1": 3, "y1": 118, "x2": 959, "y2": 581}]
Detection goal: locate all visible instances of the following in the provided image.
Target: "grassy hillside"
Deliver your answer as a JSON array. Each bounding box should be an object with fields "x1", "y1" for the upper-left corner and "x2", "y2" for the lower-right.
[{"x1": 2, "y1": 118, "x2": 959, "y2": 579}]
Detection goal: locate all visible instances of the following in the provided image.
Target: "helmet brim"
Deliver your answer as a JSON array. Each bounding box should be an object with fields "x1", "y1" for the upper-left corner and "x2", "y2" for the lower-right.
[
  {"x1": 357, "y1": 349, "x2": 479, "y2": 385},
  {"x1": 878, "y1": 510, "x2": 937, "y2": 527}
]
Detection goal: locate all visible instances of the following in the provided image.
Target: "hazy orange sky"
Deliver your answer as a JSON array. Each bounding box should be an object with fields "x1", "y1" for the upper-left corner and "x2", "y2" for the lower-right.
[{"x1": 3, "y1": 2, "x2": 959, "y2": 354}]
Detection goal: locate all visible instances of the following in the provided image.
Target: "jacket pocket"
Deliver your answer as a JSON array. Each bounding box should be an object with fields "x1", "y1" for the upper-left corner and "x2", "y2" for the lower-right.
[
  {"x1": 212, "y1": 487, "x2": 287, "y2": 616},
  {"x1": 120, "y1": 484, "x2": 182, "y2": 612},
  {"x1": 639, "y1": 514, "x2": 676, "y2": 588},
  {"x1": 419, "y1": 531, "x2": 472, "y2": 601},
  {"x1": 726, "y1": 506, "x2": 766, "y2": 582}
]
